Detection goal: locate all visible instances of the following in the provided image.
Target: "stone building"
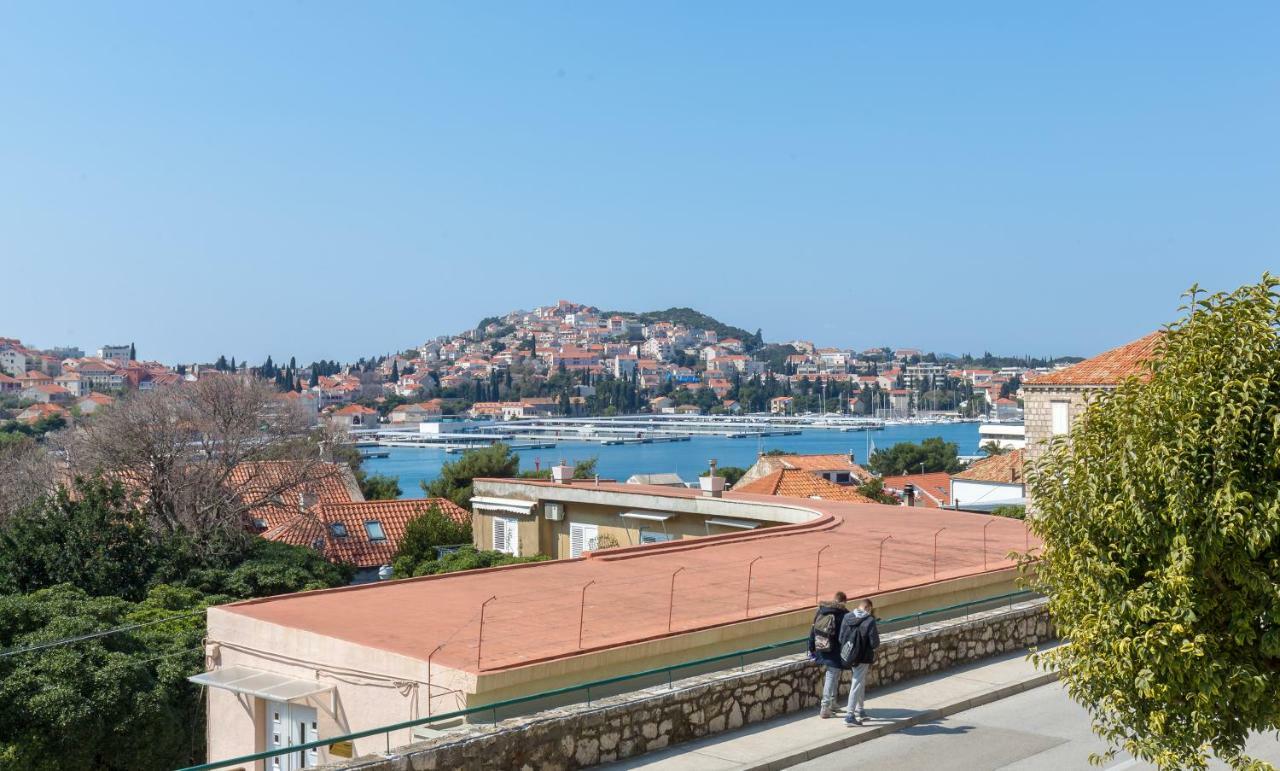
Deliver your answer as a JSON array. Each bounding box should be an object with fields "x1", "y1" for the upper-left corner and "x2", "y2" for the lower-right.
[{"x1": 1022, "y1": 331, "x2": 1163, "y2": 468}]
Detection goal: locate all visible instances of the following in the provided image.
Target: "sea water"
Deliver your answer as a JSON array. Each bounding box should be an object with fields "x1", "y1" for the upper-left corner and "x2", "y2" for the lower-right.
[{"x1": 362, "y1": 422, "x2": 980, "y2": 498}]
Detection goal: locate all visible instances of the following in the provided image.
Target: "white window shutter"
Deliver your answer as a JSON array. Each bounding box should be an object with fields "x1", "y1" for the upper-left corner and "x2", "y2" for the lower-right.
[
  {"x1": 570, "y1": 524, "x2": 598, "y2": 558},
  {"x1": 494, "y1": 518, "x2": 508, "y2": 553}
]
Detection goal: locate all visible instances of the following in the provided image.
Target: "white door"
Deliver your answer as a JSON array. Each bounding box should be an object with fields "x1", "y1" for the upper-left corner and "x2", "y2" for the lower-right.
[
  {"x1": 569, "y1": 523, "x2": 599, "y2": 558},
  {"x1": 265, "y1": 701, "x2": 319, "y2": 771}
]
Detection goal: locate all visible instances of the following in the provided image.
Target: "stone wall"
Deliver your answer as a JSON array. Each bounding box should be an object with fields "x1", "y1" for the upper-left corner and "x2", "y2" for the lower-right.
[
  {"x1": 321, "y1": 598, "x2": 1053, "y2": 771},
  {"x1": 1022, "y1": 385, "x2": 1094, "y2": 466}
]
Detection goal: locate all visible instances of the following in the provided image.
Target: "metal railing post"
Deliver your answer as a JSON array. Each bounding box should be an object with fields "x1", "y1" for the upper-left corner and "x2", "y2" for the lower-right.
[
  {"x1": 426, "y1": 643, "x2": 444, "y2": 716},
  {"x1": 578, "y1": 581, "x2": 595, "y2": 649},
  {"x1": 745, "y1": 556, "x2": 762, "y2": 617},
  {"x1": 876, "y1": 536, "x2": 893, "y2": 590},
  {"x1": 814, "y1": 545, "x2": 830, "y2": 604},
  {"x1": 477, "y1": 595, "x2": 498, "y2": 671},
  {"x1": 667, "y1": 567, "x2": 685, "y2": 633},
  {"x1": 932, "y1": 527, "x2": 946, "y2": 580}
]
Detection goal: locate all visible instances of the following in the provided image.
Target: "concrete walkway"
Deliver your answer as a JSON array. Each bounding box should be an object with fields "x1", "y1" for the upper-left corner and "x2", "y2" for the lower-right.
[{"x1": 603, "y1": 645, "x2": 1060, "y2": 771}]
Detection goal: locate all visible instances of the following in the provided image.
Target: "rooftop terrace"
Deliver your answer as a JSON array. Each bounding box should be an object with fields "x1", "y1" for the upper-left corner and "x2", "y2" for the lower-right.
[{"x1": 218, "y1": 480, "x2": 1036, "y2": 674}]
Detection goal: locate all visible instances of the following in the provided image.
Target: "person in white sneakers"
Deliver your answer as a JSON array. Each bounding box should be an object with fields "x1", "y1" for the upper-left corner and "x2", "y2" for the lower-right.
[
  {"x1": 838, "y1": 597, "x2": 880, "y2": 726},
  {"x1": 807, "y1": 591, "x2": 848, "y2": 719}
]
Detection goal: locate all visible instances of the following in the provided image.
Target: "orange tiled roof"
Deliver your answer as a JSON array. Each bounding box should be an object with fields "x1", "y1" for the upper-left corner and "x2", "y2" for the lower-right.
[
  {"x1": 952, "y1": 449, "x2": 1025, "y2": 484},
  {"x1": 1025, "y1": 332, "x2": 1162, "y2": 387},
  {"x1": 230, "y1": 461, "x2": 361, "y2": 531},
  {"x1": 880, "y1": 471, "x2": 952, "y2": 508},
  {"x1": 761, "y1": 453, "x2": 874, "y2": 483},
  {"x1": 734, "y1": 469, "x2": 875, "y2": 503},
  {"x1": 262, "y1": 498, "x2": 470, "y2": 568}
]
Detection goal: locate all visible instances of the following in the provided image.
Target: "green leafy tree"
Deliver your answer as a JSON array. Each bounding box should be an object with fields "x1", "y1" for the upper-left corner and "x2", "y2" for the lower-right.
[
  {"x1": 0, "y1": 583, "x2": 214, "y2": 771},
  {"x1": 856, "y1": 477, "x2": 901, "y2": 505},
  {"x1": 989, "y1": 504, "x2": 1025, "y2": 520},
  {"x1": 391, "y1": 504, "x2": 474, "y2": 577},
  {"x1": 0, "y1": 479, "x2": 160, "y2": 601},
  {"x1": 716, "y1": 466, "x2": 748, "y2": 487},
  {"x1": 360, "y1": 473, "x2": 402, "y2": 500},
  {"x1": 1026, "y1": 276, "x2": 1280, "y2": 770},
  {"x1": 399, "y1": 545, "x2": 547, "y2": 577},
  {"x1": 421, "y1": 442, "x2": 520, "y2": 508},
  {"x1": 868, "y1": 437, "x2": 962, "y2": 476}
]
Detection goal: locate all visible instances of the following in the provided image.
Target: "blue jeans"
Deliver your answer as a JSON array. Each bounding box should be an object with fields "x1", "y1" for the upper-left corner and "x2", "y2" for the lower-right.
[
  {"x1": 846, "y1": 663, "x2": 869, "y2": 717},
  {"x1": 821, "y1": 666, "x2": 842, "y2": 710}
]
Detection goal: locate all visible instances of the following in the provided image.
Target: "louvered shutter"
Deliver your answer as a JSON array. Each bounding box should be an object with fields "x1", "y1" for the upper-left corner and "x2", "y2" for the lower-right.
[
  {"x1": 570, "y1": 524, "x2": 598, "y2": 558},
  {"x1": 493, "y1": 518, "x2": 508, "y2": 553}
]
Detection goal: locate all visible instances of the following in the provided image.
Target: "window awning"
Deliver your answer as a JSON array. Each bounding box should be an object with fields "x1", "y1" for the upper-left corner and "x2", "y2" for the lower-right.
[
  {"x1": 619, "y1": 511, "x2": 673, "y2": 522},
  {"x1": 705, "y1": 517, "x2": 760, "y2": 530},
  {"x1": 470, "y1": 496, "x2": 537, "y2": 515},
  {"x1": 189, "y1": 665, "x2": 334, "y2": 702}
]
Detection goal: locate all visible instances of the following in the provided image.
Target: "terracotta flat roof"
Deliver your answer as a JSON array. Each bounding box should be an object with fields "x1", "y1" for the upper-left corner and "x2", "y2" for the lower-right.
[{"x1": 216, "y1": 481, "x2": 1034, "y2": 674}]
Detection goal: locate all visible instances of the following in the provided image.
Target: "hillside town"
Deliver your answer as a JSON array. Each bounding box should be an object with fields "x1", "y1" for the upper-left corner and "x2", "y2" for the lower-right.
[{"x1": 1, "y1": 301, "x2": 1066, "y2": 436}]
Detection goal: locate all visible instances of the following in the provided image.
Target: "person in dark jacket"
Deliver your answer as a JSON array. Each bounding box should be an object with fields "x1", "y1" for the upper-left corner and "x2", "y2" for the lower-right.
[
  {"x1": 807, "y1": 591, "x2": 848, "y2": 718},
  {"x1": 837, "y1": 597, "x2": 880, "y2": 725}
]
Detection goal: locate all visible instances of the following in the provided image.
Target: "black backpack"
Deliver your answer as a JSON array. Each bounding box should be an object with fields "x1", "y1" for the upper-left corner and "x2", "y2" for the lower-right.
[
  {"x1": 812, "y1": 612, "x2": 838, "y2": 652},
  {"x1": 840, "y1": 617, "x2": 875, "y2": 666}
]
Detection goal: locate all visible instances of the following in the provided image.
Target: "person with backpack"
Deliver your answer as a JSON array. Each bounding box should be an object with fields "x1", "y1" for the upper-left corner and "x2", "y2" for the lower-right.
[
  {"x1": 807, "y1": 591, "x2": 848, "y2": 719},
  {"x1": 837, "y1": 597, "x2": 880, "y2": 726}
]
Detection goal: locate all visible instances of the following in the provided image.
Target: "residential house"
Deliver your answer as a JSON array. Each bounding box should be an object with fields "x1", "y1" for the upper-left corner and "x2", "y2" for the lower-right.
[
  {"x1": 949, "y1": 450, "x2": 1026, "y2": 512},
  {"x1": 16, "y1": 402, "x2": 68, "y2": 425},
  {"x1": 733, "y1": 469, "x2": 875, "y2": 503},
  {"x1": 263, "y1": 498, "x2": 470, "y2": 584},
  {"x1": 0, "y1": 373, "x2": 21, "y2": 393},
  {"x1": 0, "y1": 344, "x2": 26, "y2": 378},
  {"x1": 736, "y1": 453, "x2": 873, "y2": 488},
  {"x1": 328, "y1": 404, "x2": 378, "y2": 431},
  {"x1": 75, "y1": 392, "x2": 115, "y2": 415},
  {"x1": 769, "y1": 396, "x2": 794, "y2": 414},
  {"x1": 55, "y1": 372, "x2": 85, "y2": 398},
  {"x1": 879, "y1": 471, "x2": 952, "y2": 508},
  {"x1": 1022, "y1": 332, "x2": 1162, "y2": 467},
  {"x1": 22, "y1": 383, "x2": 71, "y2": 404}
]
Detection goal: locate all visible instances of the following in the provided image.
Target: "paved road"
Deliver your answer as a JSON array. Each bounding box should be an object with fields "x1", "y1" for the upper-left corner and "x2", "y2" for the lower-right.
[{"x1": 792, "y1": 682, "x2": 1280, "y2": 770}]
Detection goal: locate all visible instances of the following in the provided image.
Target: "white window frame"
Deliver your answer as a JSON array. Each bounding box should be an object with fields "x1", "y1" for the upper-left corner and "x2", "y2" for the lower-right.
[
  {"x1": 1050, "y1": 400, "x2": 1070, "y2": 436},
  {"x1": 640, "y1": 529, "x2": 676, "y2": 544},
  {"x1": 493, "y1": 517, "x2": 519, "y2": 555},
  {"x1": 569, "y1": 523, "x2": 599, "y2": 558}
]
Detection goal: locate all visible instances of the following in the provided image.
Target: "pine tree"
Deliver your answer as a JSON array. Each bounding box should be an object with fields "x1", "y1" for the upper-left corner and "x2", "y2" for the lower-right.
[{"x1": 128, "y1": 342, "x2": 136, "y2": 361}]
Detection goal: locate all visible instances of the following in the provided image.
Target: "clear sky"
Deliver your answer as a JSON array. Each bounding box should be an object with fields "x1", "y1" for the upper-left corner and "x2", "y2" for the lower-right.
[{"x1": 2, "y1": 2, "x2": 1276, "y2": 364}]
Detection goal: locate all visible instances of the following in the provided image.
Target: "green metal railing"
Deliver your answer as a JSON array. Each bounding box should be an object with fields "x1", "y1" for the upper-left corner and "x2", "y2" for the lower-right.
[{"x1": 179, "y1": 589, "x2": 1041, "y2": 771}]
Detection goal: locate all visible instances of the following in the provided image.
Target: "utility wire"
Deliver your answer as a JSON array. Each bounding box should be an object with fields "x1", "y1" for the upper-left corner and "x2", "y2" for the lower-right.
[{"x1": 0, "y1": 609, "x2": 205, "y2": 659}]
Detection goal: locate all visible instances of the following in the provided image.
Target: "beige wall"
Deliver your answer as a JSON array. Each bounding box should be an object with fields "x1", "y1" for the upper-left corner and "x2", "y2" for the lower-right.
[
  {"x1": 203, "y1": 609, "x2": 472, "y2": 768},
  {"x1": 471, "y1": 501, "x2": 770, "y2": 558}
]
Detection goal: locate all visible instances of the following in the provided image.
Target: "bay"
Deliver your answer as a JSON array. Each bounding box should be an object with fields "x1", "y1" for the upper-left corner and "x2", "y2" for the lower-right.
[{"x1": 363, "y1": 421, "x2": 981, "y2": 498}]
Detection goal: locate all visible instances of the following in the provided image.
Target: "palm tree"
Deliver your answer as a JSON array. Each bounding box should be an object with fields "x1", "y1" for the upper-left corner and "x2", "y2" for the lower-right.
[{"x1": 980, "y1": 440, "x2": 1010, "y2": 456}]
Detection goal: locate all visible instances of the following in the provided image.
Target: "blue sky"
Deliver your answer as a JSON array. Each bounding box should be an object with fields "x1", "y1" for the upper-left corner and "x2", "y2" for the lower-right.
[{"x1": 2, "y1": 2, "x2": 1276, "y2": 364}]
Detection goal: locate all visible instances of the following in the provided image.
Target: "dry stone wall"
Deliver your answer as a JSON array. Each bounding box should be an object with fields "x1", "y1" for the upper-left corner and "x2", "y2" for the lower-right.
[{"x1": 322, "y1": 598, "x2": 1053, "y2": 771}]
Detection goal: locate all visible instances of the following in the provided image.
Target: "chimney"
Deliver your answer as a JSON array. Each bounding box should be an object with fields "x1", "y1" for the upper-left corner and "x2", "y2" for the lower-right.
[
  {"x1": 551, "y1": 459, "x2": 573, "y2": 484},
  {"x1": 699, "y1": 458, "x2": 725, "y2": 498},
  {"x1": 903, "y1": 483, "x2": 916, "y2": 507}
]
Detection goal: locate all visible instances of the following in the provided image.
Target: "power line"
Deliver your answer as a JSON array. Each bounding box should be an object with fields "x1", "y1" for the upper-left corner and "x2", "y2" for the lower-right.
[{"x1": 0, "y1": 609, "x2": 205, "y2": 659}]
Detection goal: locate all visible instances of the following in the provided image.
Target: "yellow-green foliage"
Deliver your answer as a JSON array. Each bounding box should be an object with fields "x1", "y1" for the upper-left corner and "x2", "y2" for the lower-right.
[{"x1": 1027, "y1": 275, "x2": 1280, "y2": 770}]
